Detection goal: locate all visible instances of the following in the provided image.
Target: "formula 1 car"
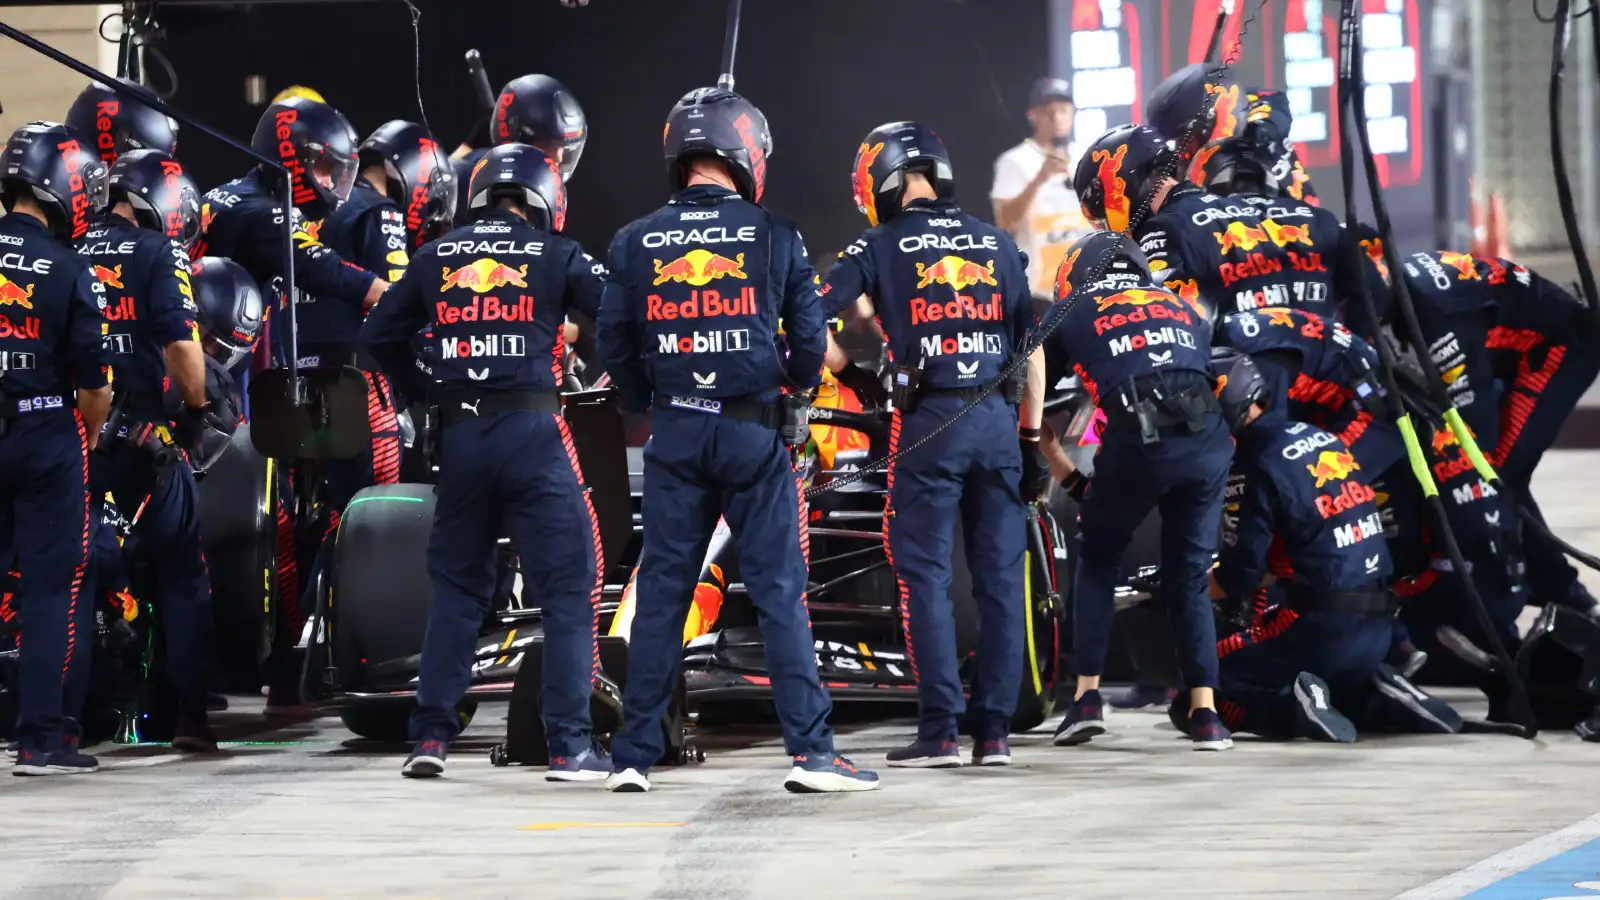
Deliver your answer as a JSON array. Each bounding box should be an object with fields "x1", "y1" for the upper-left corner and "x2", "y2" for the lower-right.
[{"x1": 301, "y1": 378, "x2": 1069, "y2": 762}]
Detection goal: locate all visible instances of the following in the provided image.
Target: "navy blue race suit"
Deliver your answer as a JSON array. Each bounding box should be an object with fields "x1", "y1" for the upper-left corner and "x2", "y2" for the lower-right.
[
  {"x1": 0, "y1": 213, "x2": 109, "y2": 752},
  {"x1": 817, "y1": 198, "x2": 1031, "y2": 743},
  {"x1": 77, "y1": 217, "x2": 215, "y2": 721},
  {"x1": 597, "y1": 184, "x2": 834, "y2": 771},
  {"x1": 1213, "y1": 418, "x2": 1395, "y2": 735},
  {"x1": 196, "y1": 169, "x2": 378, "y2": 363},
  {"x1": 1136, "y1": 188, "x2": 1387, "y2": 336},
  {"x1": 1040, "y1": 263, "x2": 1229, "y2": 695},
  {"x1": 360, "y1": 208, "x2": 606, "y2": 755}
]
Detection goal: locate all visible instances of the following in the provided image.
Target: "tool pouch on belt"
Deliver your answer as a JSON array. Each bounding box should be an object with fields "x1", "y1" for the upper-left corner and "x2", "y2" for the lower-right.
[
  {"x1": 1106, "y1": 375, "x2": 1220, "y2": 445},
  {"x1": 778, "y1": 391, "x2": 810, "y2": 448},
  {"x1": 891, "y1": 360, "x2": 925, "y2": 414}
]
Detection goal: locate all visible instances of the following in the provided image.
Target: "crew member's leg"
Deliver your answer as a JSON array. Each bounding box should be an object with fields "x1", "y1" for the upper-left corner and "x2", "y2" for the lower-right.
[
  {"x1": 958, "y1": 400, "x2": 1026, "y2": 748},
  {"x1": 1154, "y1": 421, "x2": 1231, "y2": 711},
  {"x1": 404, "y1": 417, "x2": 500, "y2": 775},
  {"x1": 502, "y1": 413, "x2": 602, "y2": 772},
  {"x1": 612, "y1": 414, "x2": 718, "y2": 780}
]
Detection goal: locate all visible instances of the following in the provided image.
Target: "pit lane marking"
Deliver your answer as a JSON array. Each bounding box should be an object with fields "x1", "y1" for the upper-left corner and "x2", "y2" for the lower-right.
[
  {"x1": 519, "y1": 821, "x2": 687, "y2": 831},
  {"x1": 1394, "y1": 810, "x2": 1600, "y2": 898}
]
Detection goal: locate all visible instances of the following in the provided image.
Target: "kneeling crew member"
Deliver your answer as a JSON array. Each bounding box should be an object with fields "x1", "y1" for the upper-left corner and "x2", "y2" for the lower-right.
[
  {"x1": 1, "y1": 123, "x2": 111, "y2": 775},
  {"x1": 80, "y1": 149, "x2": 225, "y2": 751},
  {"x1": 818, "y1": 121, "x2": 1045, "y2": 768},
  {"x1": 597, "y1": 88, "x2": 877, "y2": 794},
  {"x1": 1042, "y1": 229, "x2": 1233, "y2": 751},
  {"x1": 1210, "y1": 353, "x2": 1461, "y2": 739},
  {"x1": 361, "y1": 143, "x2": 609, "y2": 782}
]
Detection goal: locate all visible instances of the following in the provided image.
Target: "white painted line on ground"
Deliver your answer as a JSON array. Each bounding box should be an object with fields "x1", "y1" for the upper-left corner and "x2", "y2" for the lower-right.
[{"x1": 1393, "y1": 811, "x2": 1600, "y2": 899}]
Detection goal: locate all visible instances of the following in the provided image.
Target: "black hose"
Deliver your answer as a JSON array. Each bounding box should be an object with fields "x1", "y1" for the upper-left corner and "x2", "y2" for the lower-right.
[
  {"x1": 717, "y1": 0, "x2": 742, "y2": 90},
  {"x1": 1549, "y1": 0, "x2": 1600, "y2": 319}
]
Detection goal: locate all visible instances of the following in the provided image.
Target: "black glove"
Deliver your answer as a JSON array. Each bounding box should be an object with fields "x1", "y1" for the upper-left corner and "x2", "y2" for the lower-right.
[
  {"x1": 1059, "y1": 469, "x2": 1089, "y2": 502},
  {"x1": 173, "y1": 397, "x2": 237, "y2": 447},
  {"x1": 1020, "y1": 437, "x2": 1051, "y2": 504},
  {"x1": 832, "y1": 360, "x2": 889, "y2": 408}
]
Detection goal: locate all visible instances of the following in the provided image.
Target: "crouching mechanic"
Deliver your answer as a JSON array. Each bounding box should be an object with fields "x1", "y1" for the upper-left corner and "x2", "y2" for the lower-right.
[
  {"x1": 1207, "y1": 350, "x2": 1461, "y2": 741},
  {"x1": 362, "y1": 143, "x2": 609, "y2": 781},
  {"x1": 1, "y1": 122, "x2": 112, "y2": 775},
  {"x1": 1042, "y1": 229, "x2": 1233, "y2": 750},
  {"x1": 817, "y1": 121, "x2": 1044, "y2": 768},
  {"x1": 79, "y1": 148, "x2": 229, "y2": 751},
  {"x1": 598, "y1": 87, "x2": 876, "y2": 793}
]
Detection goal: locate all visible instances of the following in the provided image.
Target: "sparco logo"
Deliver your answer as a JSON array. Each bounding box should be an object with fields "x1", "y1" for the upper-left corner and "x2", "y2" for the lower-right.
[
  {"x1": 1108, "y1": 327, "x2": 1196, "y2": 356},
  {"x1": 656, "y1": 329, "x2": 751, "y2": 354},
  {"x1": 442, "y1": 334, "x2": 527, "y2": 359},
  {"x1": 919, "y1": 331, "x2": 1003, "y2": 357},
  {"x1": 669, "y1": 395, "x2": 723, "y2": 414}
]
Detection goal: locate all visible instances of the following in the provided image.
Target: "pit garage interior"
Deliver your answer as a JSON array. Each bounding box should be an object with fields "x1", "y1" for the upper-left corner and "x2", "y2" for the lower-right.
[{"x1": 4, "y1": 0, "x2": 1600, "y2": 898}]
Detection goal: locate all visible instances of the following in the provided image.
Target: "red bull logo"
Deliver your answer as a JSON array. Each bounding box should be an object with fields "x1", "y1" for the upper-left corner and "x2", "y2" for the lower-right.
[
  {"x1": 0, "y1": 314, "x2": 40, "y2": 340},
  {"x1": 1438, "y1": 251, "x2": 1480, "y2": 281},
  {"x1": 92, "y1": 264, "x2": 124, "y2": 290},
  {"x1": 1306, "y1": 450, "x2": 1360, "y2": 489},
  {"x1": 1207, "y1": 83, "x2": 1241, "y2": 141},
  {"x1": 1093, "y1": 144, "x2": 1131, "y2": 232},
  {"x1": 1360, "y1": 237, "x2": 1390, "y2": 283},
  {"x1": 1261, "y1": 219, "x2": 1314, "y2": 248},
  {"x1": 1215, "y1": 221, "x2": 1270, "y2": 255},
  {"x1": 0, "y1": 274, "x2": 36, "y2": 309},
  {"x1": 1096, "y1": 288, "x2": 1185, "y2": 313},
  {"x1": 853, "y1": 142, "x2": 884, "y2": 225},
  {"x1": 1431, "y1": 427, "x2": 1461, "y2": 456},
  {"x1": 1441, "y1": 363, "x2": 1467, "y2": 386},
  {"x1": 652, "y1": 249, "x2": 749, "y2": 287},
  {"x1": 1054, "y1": 247, "x2": 1083, "y2": 300},
  {"x1": 440, "y1": 258, "x2": 530, "y2": 294},
  {"x1": 1168, "y1": 278, "x2": 1208, "y2": 318},
  {"x1": 1316, "y1": 478, "x2": 1377, "y2": 519},
  {"x1": 915, "y1": 255, "x2": 997, "y2": 291},
  {"x1": 298, "y1": 220, "x2": 322, "y2": 245}
]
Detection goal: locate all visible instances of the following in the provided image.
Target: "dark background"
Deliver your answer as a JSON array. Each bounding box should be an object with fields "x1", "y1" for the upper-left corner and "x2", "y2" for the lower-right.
[{"x1": 139, "y1": 0, "x2": 1049, "y2": 261}]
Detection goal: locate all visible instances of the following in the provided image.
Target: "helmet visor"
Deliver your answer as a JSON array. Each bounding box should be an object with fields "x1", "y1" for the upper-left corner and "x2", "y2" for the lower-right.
[
  {"x1": 559, "y1": 133, "x2": 585, "y2": 181},
  {"x1": 304, "y1": 142, "x2": 358, "y2": 202}
]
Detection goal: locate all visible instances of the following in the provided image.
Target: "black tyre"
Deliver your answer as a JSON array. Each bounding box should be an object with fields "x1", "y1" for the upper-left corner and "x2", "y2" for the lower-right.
[
  {"x1": 949, "y1": 516, "x2": 1063, "y2": 733},
  {"x1": 329, "y1": 483, "x2": 435, "y2": 692},
  {"x1": 340, "y1": 701, "x2": 476, "y2": 743},
  {"x1": 197, "y1": 424, "x2": 277, "y2": 689}
]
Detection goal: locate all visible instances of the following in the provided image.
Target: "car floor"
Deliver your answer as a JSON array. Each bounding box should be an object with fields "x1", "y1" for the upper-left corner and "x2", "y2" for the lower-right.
[{"x1": 2, "y1": 452, "x2": 1599, "y2": 900}]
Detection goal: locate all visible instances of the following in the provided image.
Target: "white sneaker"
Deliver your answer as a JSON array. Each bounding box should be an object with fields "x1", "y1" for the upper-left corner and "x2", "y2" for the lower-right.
[{"x1": 605, "y1": 767, "x2": 651, "y2": 792}]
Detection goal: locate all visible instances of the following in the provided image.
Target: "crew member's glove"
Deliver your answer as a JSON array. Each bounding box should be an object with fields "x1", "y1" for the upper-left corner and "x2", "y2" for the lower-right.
[
  {"x1": 1019, "y1": 430, "x2": 1051, "y2": 504},
  {"x1": 833, "y1": 360, "x2": 889, "y2": 408},
  {"x1": 173, "y1": 398, "x2": 238, "y2": 449},
  {"x1": 1059, "y1": 469, "x2": 1089, "y2": 502}
]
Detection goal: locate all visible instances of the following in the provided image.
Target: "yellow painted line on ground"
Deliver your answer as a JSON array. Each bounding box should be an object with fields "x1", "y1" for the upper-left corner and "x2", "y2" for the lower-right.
[{"x1": 518, "y1": 822, "x2": 687, "y2": 831}]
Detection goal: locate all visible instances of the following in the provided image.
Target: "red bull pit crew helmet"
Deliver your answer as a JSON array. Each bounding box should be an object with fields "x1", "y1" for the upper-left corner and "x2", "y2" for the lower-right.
[
  {"x1": 249, "y1": 96, "x2": 359, "y2": 221},
  {"x1": 466, "y1": 143, "x2": 566, "y2": 233},
  {"x1": 1, "y1": 121, "x2": 98, "y2": 240},
  {"x1": 663, "y1": 87, "x2": 771, "y2": 203},
  {"x1": 1211, "y1": 346, "x2": 1271, "y2": 434},
  {"x1": 190, "y1": 256, "x2": 265, "y2": 369},
  {"x1": 493, "y1": 75, "x2": 587, "y2": 182},
  {"x1": 851, "y1": 121, "x2": 956, "y2": 227},
  {"x1": 1073, "y1": 124, "x2": 1175, "y2": 236},
  {"x1": 359, "y1": 120, "x2": 457, "y2": 249},
  {"x1": 108, "y1": 149, "x2": 203, "y2": 253},
  {"x1": 1053, "y1": 229, "x2": 1154, "y2": 304},
  {"x1": 1197, "y1": 136, "x2": 1279, "y2": 198}
]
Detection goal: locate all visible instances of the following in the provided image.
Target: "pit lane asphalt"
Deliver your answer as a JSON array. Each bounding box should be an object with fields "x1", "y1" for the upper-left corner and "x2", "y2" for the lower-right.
[{"x1": 3, "y1": 453, "x2": 1600, "y2": 900}]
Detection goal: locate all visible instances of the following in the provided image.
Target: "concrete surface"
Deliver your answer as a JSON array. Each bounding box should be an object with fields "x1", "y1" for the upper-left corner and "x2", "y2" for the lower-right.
[{"x1": 3, "y1": 452, "x2": 1600, "y2": 900}]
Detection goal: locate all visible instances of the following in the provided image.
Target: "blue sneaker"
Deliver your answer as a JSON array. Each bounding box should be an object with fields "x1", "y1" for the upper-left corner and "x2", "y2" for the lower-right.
[
  {"x1": 1110, "y1": 684, "x2": 1178, "y2": 710},
  {"x1": 1190, "y1": 708, "x2": 1234, "y2": 751},
  {"x1": 401, "y1": 736, "x2": 449, "y2": 778},
  {"x1": 1292, "y1": 672, "x2": 1357, "y2": 743},
  {"x1": 1053, "y1": 690, "x2": 1106, "y2": 746},
  {"x1": 884, "y1": 738, "x2": 961, "y2": 768},
  {"x1": 1370, "y1": 664, "x2": 1462, "y2": 734},
  {"x1": 13, "y1": 742, "x2": 95, "y2": 776},
  {"x1": 971, "y1": 737, "x2": 1012, "y2": 767},
  {"x1": 784, "y1": 753, "x2": 880, "y2": 792},
  {"x1": 546, "y1": 747, "x2": 613, "y2": 783}
]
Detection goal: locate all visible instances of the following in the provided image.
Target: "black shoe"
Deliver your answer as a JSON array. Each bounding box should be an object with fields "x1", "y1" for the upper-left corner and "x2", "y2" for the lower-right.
[
  {"x1": 1166, "y1": 696, "x2": 1193, "y2": 737},
  {"x1": 1371, "y1": 664, "x2": 1462, "y2": 734},
  {"x1": 206, "y1": 693, "x2": 230, "y2": 712},
  {"x1": 402, "y1": 736, "x2": 449, "y2": 778},
  {"x1": 1291, "y1": 672, "x2": 1357, "y2": 743},
  {"x1": 173, "y1": 718, "x2": 220, "y2": 753},
  {"x1": 1052, "y1": 690, "x2": 1106, "y2": 746},
  {"x1": 1189, "y1": 708, "x2": 1234, "y2": 751}
]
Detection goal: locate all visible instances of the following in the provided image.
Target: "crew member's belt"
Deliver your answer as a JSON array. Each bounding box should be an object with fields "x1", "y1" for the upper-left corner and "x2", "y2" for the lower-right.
[
  {"x1": 1102, "y1": 373, "x2": 1219, "y2": 444},
  {"x1": 439, "y1": 388, "x2": 560, "y2": 427},
  {"x1": 0, "y1": 393, "x2": 70, "y2": 438},
  {"x1": 654, "y1": 394, "x2": 781, "y2": 428},
  {"x1": 1287, "y1": 587, "x2": 1396, "y2": 615},
  {"x1": 918, "y1": 381, "x2": 999, "y2": 408}
]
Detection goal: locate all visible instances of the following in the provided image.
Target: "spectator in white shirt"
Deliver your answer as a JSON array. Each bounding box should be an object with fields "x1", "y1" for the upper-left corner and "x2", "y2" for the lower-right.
[{"x1": 992, "y1": 78, "x2": 1093, "y2": 301}]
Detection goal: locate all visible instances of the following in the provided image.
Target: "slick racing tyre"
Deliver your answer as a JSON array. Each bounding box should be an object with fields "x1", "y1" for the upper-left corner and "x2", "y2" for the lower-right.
[
  {"x1": 329, "y1": 483, "x2": 435, "y2": 693},
  {"x1": 198, "y1": 424, "x2": 278, "y2": 689},
  {"x1": 340, "y1": 701, "x2": 476, "y2": 743},
  {"x1": 950, "y1": 516, "x2": 1064, "y2": 733}
]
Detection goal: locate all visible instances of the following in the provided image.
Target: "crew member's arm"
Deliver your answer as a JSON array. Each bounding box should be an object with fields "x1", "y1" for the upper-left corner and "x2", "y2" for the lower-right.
[
  {"x1": 1333, "y1": 222, "x2": 1390, "y2": 338},
  {"x1": 147, "y1": 240, "x2": 207, "y2": 408},
  {"x1": 1009, "y1": 244, "x2": 1045, "y2": 433},
  {"x1": 1214, "y1": 466, "x2": 1278, "y2": 603},
  {"x1": 780, "y1": 229, "x2": 826, "y2": 389},
  {"x1": 357, "y1": 246, "x2": 431, "y2": 402},
  {"x1": 596, "y1": 228, "x2": 651, "y2": 412},
  {"x1": 564, "y1": 244, "x2": 608, "y2": 324},
  {"x1": 238, "y1": 202, "x2": 386, "y2": 311},
  {"x1": 67, "y1": 267, "x2": 111, "y2": 448},
  {"x1": 358, "y1": 204, "x2": 411, "y2": 286},
  {"x1": 817, "y1": 238, "x2": 877, "y2": 322}
]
